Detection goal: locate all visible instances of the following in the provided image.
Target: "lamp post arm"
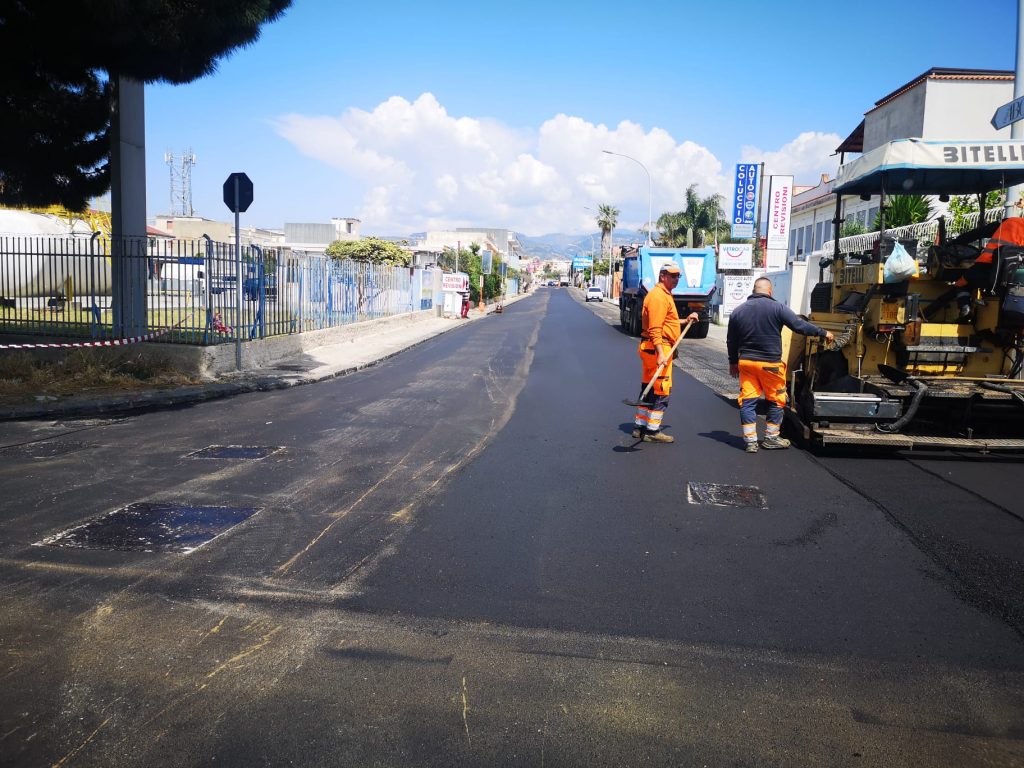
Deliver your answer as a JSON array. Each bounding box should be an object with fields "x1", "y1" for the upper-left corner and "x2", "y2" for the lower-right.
[{"x1": 602, "y1": 150, "x2": 653, "y2": 245}]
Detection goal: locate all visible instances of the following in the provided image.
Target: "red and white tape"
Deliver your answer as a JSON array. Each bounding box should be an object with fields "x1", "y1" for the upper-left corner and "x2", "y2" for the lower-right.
[{"x1": 0, "y1": 314, "x2": 229, "y2": 350}]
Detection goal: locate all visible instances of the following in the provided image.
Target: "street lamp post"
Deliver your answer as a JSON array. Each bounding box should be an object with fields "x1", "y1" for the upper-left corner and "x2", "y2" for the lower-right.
[{"x1": 603, "y1": 150, "x2": 653, "y2": 246}]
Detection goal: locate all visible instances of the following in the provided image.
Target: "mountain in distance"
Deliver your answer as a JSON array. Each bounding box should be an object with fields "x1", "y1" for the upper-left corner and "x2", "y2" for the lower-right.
[
  {"x1": 516, "y1": 229, "x2": 644, "y2": 260},
  {"x1": 376, "y1": 229, "x2": 646, "y2": 260}
]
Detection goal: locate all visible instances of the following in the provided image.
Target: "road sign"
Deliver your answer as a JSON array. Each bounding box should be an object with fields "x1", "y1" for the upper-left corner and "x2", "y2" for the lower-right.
[
  {"x1": 992, "y1": 96, "x2": 1024, "y2": 131},
  {"x1": 223, "y1": 172, "x2": 253, "y2": 213},
  {"x1": 731, "y1": 163, "x2": 759, "y2": 239}
]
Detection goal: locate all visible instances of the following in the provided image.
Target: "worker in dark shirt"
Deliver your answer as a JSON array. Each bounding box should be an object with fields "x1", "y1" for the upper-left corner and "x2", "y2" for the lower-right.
[{"x1": 727, "y1": 277, "x2": 834, "y2": 453}]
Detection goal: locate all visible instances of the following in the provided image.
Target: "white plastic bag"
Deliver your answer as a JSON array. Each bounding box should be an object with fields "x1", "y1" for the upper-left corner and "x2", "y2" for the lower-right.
[{"x1": 883, "y1": 241, "x2": 918, "y2": 283}]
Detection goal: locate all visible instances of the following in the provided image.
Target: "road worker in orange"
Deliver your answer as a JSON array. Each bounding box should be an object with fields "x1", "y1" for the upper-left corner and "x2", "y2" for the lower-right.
[
  {"x1": 632, "y1": 263, "x2": 699, "y2": 444},
  {"x1": 728, "y1": 277, "x2": 834, "y2": 453},
  {"x1": 955, "y1": 216, "x2": 1024, "y2": 319}
]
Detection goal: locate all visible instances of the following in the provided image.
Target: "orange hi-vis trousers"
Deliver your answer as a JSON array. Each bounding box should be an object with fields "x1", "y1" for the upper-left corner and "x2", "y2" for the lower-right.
[
  {"x1": 634, "y1": 340, "x2": 672, "y2": 433},
  {"x1": 738, "y1": 359, "x2": 787, "y2": 445}
]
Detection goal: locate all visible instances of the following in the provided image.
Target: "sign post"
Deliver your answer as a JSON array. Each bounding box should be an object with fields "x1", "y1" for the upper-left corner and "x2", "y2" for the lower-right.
[
  {"x1": 765, "y1": 175, "x2": 793, "y2": 271},
  {"x1": 223, "y1": 172, "x2": 253, "y2": 370},
  {"x1": 992, "y1": 95, "x2": 1024, "y2": 131},
  {"x1": 731, "y1": 163, "x2": 760, "y2": 239}
]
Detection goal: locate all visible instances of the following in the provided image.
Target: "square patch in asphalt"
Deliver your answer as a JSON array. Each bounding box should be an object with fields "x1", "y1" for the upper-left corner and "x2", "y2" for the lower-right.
[
  {"x1": 38, "y1": 502, "x2": 260, "y2": 553},
  {"x1": 687, "y1": 482, "x2": 767, "y2": 509}
]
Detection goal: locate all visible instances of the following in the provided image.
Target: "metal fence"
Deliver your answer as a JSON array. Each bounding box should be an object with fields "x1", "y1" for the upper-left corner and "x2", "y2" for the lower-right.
[
  {"x1": 825, "y1": 208, "x2": 1004, "y2": 256},
  {"x1": 0, "y1": 235, "x2": 427, "y2": 345}
]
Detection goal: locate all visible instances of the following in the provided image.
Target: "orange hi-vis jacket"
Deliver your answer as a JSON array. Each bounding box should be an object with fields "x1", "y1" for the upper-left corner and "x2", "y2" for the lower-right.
[
  {"x1": 640, "y1": 283, "x2": 680, "y2": 352},
  {"x1": 955, "y1": 217, "x2": 1024, "y2": 290},
  {"x1": 979, "y1": 217, "x2": 1024, "y2": 265},
  {"x1": 638, "y1": 282, "x2": 680, "y2": 396}
]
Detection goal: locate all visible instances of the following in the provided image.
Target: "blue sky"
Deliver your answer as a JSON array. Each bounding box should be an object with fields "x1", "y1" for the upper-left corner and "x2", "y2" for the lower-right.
[{"x1": 143, "y1": 0, "x2": 1018, "y2": 237}]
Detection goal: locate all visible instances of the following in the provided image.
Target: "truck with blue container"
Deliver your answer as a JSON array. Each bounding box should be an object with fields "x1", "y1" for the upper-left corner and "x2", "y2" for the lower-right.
[{"x1": 618, "y1": 245, "x2": 718, "y2": 339}]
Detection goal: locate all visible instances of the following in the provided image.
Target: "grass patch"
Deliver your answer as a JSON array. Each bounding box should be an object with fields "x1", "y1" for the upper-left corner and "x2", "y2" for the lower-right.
[{"x1": 0, "y1": 350, "x2": 200, "y2": 404}]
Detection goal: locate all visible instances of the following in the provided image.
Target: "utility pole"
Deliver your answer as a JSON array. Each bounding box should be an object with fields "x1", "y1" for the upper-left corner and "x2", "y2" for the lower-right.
[
  {"x1": 754, "y1": 162, "x2": 766, "y2": 268},
  {"x1": 1009, "y1": 0, "x2": 1024, "y2": 217}
]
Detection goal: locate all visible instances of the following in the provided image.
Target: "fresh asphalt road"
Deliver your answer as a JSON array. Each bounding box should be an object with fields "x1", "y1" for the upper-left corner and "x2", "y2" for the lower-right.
[{"x1": 1, "y1": 288, "x2": 1022, "y2": 767}]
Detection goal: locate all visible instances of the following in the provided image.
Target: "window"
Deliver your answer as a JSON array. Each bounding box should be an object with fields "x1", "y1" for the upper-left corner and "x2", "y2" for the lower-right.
[
  {"x1": 814, "y1": 221, "x2": 825, "y2": 250},
  {"x1": 856, "y1": 210, "x2": 866, "y2": 226},
  {"x1": 867, "y1": 207, "x2": 879, "y2": 228}
]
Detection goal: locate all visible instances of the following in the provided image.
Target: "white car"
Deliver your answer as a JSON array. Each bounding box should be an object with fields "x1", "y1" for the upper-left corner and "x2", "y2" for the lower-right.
[{"x1": 585, "y1": 286, "x2": 604, "y2": 302}]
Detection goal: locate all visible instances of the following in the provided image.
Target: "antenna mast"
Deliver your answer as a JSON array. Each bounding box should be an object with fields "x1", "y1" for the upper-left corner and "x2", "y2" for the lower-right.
[{"x1": 164, "y1": 148, "x2": 198, "y2": 216}]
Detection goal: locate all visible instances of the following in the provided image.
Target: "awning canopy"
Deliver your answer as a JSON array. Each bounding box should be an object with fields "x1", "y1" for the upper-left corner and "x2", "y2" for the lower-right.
[{"x1": 833, "y1": 138, "x2": 1024, "y2": 196}]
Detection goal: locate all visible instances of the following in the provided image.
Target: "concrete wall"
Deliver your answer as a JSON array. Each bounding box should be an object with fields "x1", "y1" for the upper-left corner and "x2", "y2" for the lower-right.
[
  {"x1": 145, "y1": 308, "x2": 442, "y2": 378},
  {"x1": 864, "y1": 82, "x2": 927, "y2": 153},
  {"x1": 923, "y1": 79, "x2": 1014, "y2": 140}
]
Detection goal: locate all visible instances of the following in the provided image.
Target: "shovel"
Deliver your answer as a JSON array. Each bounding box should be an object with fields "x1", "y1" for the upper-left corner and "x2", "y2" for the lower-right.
[{"x1": 622, "y1": 319, "x2": 694, "y2": 408}]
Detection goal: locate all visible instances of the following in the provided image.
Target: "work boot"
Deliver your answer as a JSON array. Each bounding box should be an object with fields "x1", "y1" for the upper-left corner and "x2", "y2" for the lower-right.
[
  {"x1": 643, "y1": 431, "x2": 674, "y2": 443},
  {"x1": 760, "y1": 436, "x2": 791, "y2": 450},
  {"x1": 631, "y1": 428, "x2": 643, "y2": 439},
  {"x1": 744, "y1": 442, "x2": 759, "y2": 454}
]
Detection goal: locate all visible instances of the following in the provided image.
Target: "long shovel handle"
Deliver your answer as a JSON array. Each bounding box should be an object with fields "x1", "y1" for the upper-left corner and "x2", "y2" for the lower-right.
[{"x1": 630, "y1": 319, "x2": 694, "y2": 405}]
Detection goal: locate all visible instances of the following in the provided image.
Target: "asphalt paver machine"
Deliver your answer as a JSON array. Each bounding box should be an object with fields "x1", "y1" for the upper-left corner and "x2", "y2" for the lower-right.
[{"x1": 785, "y1": 138, "x2": 1024, "y2": 450}]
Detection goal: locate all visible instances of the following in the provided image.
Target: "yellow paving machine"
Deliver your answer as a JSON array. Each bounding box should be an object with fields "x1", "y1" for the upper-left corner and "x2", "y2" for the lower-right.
[{"x1": 785, "y1": 139, "x2": 1024, "y2": 450}]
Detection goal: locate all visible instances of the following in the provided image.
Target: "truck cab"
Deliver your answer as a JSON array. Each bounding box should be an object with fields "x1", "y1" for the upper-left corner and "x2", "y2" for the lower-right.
[{"x1": 618, "y1": 245, "x2": 717, "y2": 338}]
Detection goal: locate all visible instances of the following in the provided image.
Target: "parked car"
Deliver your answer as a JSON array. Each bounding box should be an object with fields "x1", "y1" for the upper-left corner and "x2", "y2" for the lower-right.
[{"x1": 585, "y1": 286, "x2": 604, "y2": 302}]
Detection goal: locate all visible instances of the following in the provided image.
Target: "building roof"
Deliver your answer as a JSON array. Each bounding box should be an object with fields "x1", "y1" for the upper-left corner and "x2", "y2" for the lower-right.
[
  {"x1": 869, "y1": 67, "x2": 1013, "y2": 113},
  {"x1": 835, "y1": 120, "x2": 864, "y2": 155}
]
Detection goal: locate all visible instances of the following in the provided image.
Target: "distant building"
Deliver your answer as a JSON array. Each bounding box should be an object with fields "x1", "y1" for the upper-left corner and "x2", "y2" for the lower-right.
[
  {"x1": 153, "y1": 214, "x2": 282, "y2": 247},
  {"x1": 283, "y1": 217, "x2": 361, "y2": 254},
  {"x1": 413, "y1": 227, "x2": 523, "y2": 269}
]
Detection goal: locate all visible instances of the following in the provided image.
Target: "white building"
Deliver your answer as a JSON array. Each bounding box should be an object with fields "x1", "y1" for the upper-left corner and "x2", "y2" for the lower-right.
[
  {"x1": 413, "y1": 228, "x2": 523, "y2": 269},
  {"x1": 789, "y1": 67, "x2": 1015, "y2": 262},
  {"x1": 283, "y1": 217, "x2": 361, "y2": 254}
]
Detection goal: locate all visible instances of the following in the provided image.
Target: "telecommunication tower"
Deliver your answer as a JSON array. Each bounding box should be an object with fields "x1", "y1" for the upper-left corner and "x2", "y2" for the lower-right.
[{"x1": 163, "y1": 149, "x2": 198, "y2": 216}]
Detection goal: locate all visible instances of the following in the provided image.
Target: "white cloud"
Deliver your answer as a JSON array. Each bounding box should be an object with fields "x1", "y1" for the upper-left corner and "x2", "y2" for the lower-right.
[
  {"x1": 275, "y1": 94, "x2": 837, "y2": 235},
  {"x1": 740, "y1": 131, "x2": 843, "y2": 186}
]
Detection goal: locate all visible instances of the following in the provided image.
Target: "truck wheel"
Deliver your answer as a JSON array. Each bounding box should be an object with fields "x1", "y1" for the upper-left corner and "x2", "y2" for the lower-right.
[
  {"x1": 630, "y1": 307, "x2": 642, "y2": 336},
  {"x1": 687, "y1": 320, "x2": 709, "y2": 339},
  {"x1": 619, "y1": 306, "x2": 627, "y2": 329}
]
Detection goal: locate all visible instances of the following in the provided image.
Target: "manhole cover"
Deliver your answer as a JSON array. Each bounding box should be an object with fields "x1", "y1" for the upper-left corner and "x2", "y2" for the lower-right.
[
  {"x1": 39, "y1": 502, "x2": 260, "y2": 553},
  {"x1": 687, "y1": 482, "x2": 767, "y2": 509},
  {"x1": 0, "y1": 440, "x2": 91, "y2": 459},
  {"x1": 187, "y1": 445, "x2": 282, "y2": 460}
]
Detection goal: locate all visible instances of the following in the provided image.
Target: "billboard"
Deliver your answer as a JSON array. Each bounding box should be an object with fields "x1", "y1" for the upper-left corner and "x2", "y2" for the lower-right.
[
  {"x1": 572, "y1": 255, "x2": 594, "y2": 269},
  {"x1": 721, "y1": 274, "x2": 758, "y2": 316},
  {"x1": 766, "y1": 175, "x2": 793, "y2": 251},
  {"x1": 717, "y1": 243, "x2": 752, "y2": 270},
  {"x1": 442, "y1": 272, "x2": 469, "y2": 292},
  {"x1": 481, "y1": 250, "x2": 493, "y2": 275},
  {"x1": 731, "y1": 163, "x2": 759, "y2": 239}
]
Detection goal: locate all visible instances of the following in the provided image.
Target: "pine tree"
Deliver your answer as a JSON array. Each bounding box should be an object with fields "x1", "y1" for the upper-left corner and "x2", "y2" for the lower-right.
[{"x1": 0, "y1": 0, "x2": 292, "y2": 209}]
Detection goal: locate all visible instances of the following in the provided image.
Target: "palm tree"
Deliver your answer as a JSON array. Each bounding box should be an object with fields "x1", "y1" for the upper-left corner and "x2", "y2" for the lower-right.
[
  {"x1": 655, "y1": 186, "x2": 727, "y2": 247},
  {"x1": 655, "y1": 211, "x2": 687, "y2": 247},
  {"x1": 596, "y1": 204, "x2": 619, "y2": 261},
  {"x1": 872, "y1": 195, "x2": 932, "y2": 230}
]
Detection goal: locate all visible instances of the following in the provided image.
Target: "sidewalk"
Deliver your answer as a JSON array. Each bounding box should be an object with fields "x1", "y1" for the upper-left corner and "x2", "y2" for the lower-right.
[{"x1": 0, "y1": 299, "x2": 519, "y2": 421}]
